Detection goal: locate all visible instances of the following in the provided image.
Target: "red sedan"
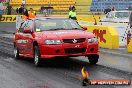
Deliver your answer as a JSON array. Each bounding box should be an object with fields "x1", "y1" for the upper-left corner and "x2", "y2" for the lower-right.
[{"x1": 13, "y1": 17, "x2": 99, "y2": 66}]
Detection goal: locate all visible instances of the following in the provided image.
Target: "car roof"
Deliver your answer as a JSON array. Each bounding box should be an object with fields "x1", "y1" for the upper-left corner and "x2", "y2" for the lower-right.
[
  {"x1": 111, "y1": 10, "x2": 132, "y2": 12},
  {"x1": 29, "y1": 16, "x2": 69, "y2": 20}
]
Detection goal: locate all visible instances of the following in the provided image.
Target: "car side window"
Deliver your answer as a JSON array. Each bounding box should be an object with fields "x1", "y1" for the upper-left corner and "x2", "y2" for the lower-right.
[
  {"x1": 35, "y1": 20, "x2": 42, "y2": 32},
  {"x1": 25, "y1": 20, "x2": 33, "y2": 30},
  {"x1": 106, "y1": 12, "x2": 114, "y2": 18},
  {"x1": 19, "y1": 21, "x2": 27, "y2": 32},
  {"x1": 35, "y1": 20, "x2": 41, "y2": 28}
]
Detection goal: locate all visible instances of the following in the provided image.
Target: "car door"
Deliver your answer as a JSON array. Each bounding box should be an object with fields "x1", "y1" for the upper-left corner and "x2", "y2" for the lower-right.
[
  {"x1": 15, "y1": 21, "x2": 28, "y2": 55},
  {"x1": 22, "y1": 19, "x2": 34, "y2": 57}
]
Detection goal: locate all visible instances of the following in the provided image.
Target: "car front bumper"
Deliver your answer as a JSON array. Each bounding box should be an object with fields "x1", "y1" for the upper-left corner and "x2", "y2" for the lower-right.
[{"x1": 39, "y1": 42, "x2": 99, "y2": 58}]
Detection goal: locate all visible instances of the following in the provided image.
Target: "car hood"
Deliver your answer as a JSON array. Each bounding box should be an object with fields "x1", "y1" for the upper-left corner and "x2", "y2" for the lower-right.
[
  {"x1": 41, "y1": 30, "x2": 94, "y2": 39},
  {"x1": 114, "y1": 18, "x2": 129, "y2": 23},
  {"x1": 100, "y1": 17, "x2": 129, "y2": 23}
]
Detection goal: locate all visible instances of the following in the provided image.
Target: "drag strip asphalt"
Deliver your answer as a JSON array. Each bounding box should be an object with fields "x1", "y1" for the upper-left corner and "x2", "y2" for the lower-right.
[{"x1": 0, "y1": 38, "x2": 132, "y2": 88}]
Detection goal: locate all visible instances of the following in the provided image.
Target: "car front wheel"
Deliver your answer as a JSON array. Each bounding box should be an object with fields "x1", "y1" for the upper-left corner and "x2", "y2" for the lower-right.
[
  {"x1": 34, "y1": 46, "x2": 42, "y2": 67},
  {"x1": 14, "y1": 46, "x2": 20, "y2": 59},
  {"x1": 88, "y1": 55, "x2": 99, "y2": 64}
]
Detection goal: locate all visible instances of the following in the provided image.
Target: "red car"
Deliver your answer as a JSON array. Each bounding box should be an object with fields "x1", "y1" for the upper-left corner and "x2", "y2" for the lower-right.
[{"x1": 13, "y1": 17, "x2": 99, "y2": 66}]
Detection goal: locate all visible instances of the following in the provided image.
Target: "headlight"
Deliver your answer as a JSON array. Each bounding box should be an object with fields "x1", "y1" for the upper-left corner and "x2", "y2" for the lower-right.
[
  {"x1": 88, "y1": 37, "x2": 98, "y2": 43},
  {"x1": 45, "y1": 40, "x2": 61, "y2": 44}
]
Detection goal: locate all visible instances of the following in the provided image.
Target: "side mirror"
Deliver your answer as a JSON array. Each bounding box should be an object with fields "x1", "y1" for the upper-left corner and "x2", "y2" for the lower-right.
[
  {"x1": 23, "y1": 29, "x2": 32, "y2": 33},
  {"x1": 82, "y1": 26, "x2": 87, "y2": 31}
]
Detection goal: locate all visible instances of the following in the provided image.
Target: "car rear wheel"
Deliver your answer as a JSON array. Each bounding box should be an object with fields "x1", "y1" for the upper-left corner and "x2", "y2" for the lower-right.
[
  {"x1": 34, "y1": 46, "x2": 42, "y2": 67},
  {"x1": 14, "y1": 46, "x2": 20, "y2": 59},
  {"x1": 88, "y1": 55, "x2": 99, "y2": 64}
]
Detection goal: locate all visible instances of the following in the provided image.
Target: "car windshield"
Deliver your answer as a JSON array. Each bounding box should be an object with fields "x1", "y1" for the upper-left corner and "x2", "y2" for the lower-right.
[
  {"x1": 115, "y1": 12, "x2": 131, "y2": 18},
  {"x1": 35, "y1": 19, "x2": 82, "y2": 31}
]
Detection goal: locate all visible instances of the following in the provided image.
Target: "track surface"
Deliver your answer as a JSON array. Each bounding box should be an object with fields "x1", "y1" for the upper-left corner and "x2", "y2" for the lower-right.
[{"x1": 0, "y1": 23, "x2": 132, "y2": 88}]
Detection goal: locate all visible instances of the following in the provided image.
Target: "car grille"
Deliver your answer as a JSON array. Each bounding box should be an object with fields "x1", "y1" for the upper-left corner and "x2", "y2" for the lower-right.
[
  {"x1": 63, "y1": 38, "x2": 86, "y2": 43},
  {"x1": 64, "y1": 48, "x2": 86, "y2": 54}
]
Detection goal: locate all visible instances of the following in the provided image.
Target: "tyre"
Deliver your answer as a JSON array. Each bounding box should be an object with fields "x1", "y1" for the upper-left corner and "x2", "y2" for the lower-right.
[
  {"x1": 14, "y1": 46, "x2": 20, "y2": 59},
  {"x1": 34, "y1": 46, "x2": 42, "y2": 67},
  {"x1": 88, "y1": 55, "x2": 99, "y2": 64}
]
